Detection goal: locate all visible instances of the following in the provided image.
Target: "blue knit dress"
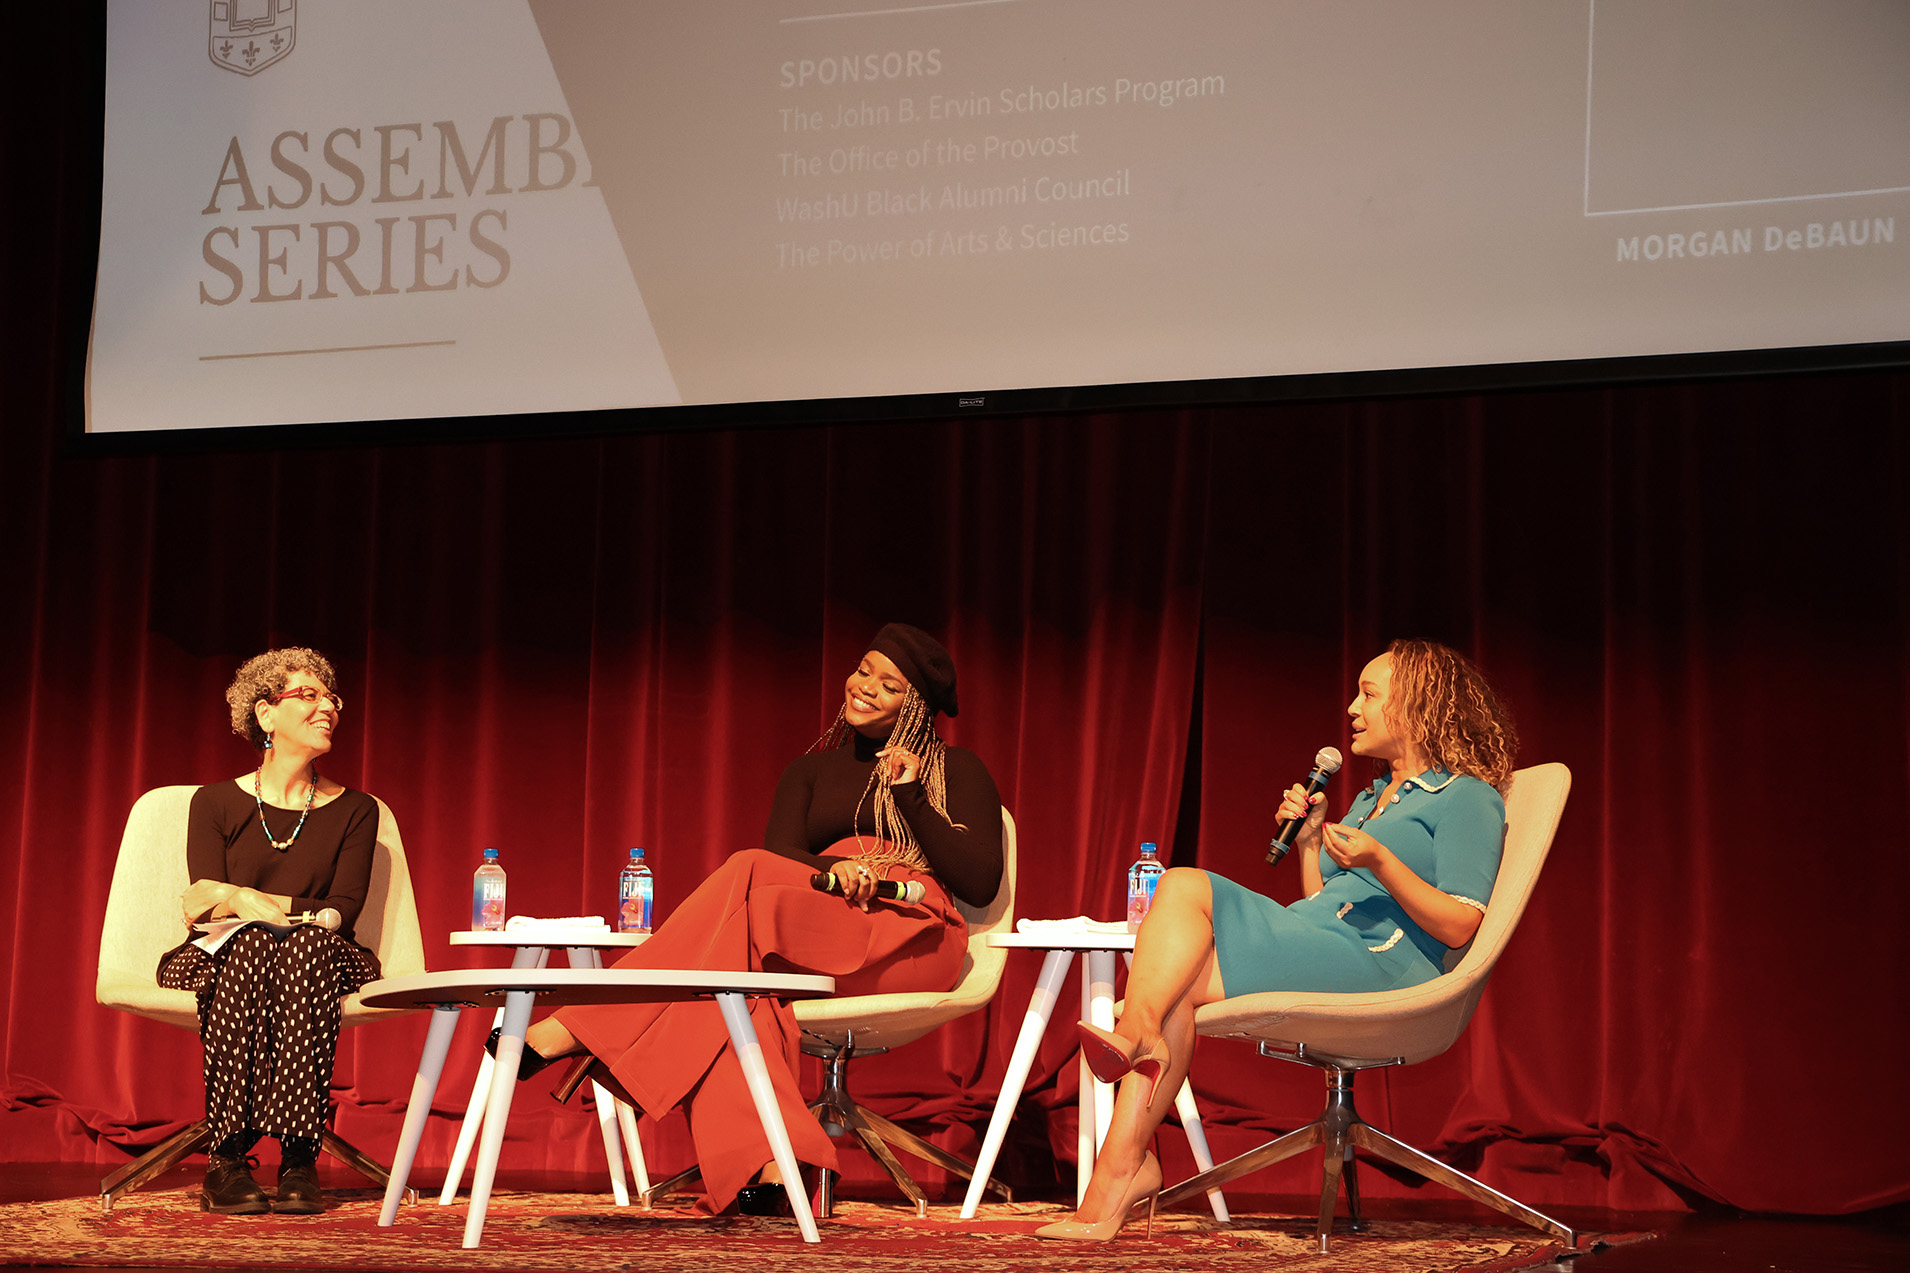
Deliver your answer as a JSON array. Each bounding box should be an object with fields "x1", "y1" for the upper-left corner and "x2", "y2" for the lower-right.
[{"x1": 1208, "y1": 769, "x2": 1505, "y2": 995}]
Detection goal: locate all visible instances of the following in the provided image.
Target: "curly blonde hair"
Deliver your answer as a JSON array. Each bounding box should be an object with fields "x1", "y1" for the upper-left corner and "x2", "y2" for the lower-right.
[
  {"x1": 1382, "y1": 639, "x2": 1518, "y2": 790},
  {"x1": 225, "y1": 647, "x2": 339, "y2": 749}
]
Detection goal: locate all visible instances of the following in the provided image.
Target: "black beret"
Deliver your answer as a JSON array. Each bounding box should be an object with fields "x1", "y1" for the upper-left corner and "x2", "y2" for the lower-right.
[{"x1": 869, "y1": 623, "x2": 959, "y2": 717}]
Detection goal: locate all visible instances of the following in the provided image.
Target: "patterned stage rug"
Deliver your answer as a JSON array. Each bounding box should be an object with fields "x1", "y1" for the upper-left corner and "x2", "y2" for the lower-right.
[{"x1": 0, "y1": 1187, "x2": 1640, "y2": 1272}]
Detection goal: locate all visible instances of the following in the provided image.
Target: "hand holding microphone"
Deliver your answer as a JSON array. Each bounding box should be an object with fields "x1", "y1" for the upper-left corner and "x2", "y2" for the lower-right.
[
  {"x1": 810, "y1": 863, "x2": 926, "y2": 907},
  {"x1": 1267, "y1": 746, "x2": 1342, "y2": 865}
]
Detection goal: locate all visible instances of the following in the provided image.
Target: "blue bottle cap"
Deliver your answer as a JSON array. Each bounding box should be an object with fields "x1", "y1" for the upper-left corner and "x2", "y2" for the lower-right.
[
  {"x1": 630, "y1": 847, "x2": 645, "y2": 860},
  {"x1": 1140, "y1": 842, "x2": 1157, "y2": 854},
  {"x1": 483, "y1": 847, "x2": 499, "y2": 860}
]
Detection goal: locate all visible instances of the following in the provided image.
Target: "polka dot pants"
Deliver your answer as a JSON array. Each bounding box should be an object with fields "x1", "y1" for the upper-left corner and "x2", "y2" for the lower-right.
[{"x1": 159, "y1": 925, "x2": 379, "y2": 1152}]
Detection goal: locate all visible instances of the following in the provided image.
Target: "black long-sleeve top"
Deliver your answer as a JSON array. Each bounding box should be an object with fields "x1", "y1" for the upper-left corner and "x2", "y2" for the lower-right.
[
  {"x1": 185, "y1": 781, "x2": 379, "y2": 941},
  {"x1": 759, "y1": 732, "x2": 1004, "y2": 907}
]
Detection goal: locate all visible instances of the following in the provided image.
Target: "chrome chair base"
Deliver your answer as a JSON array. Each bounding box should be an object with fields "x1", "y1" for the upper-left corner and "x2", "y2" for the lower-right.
[
  {"x1": 1157, "y1": 1044, "x2": 1576, "y2": 1254},
  {"x1": 641, "y1": 1037, "x2": 1013, "y2": 1217},
  {"x1": 99, "y1": 1119, "x2": 405, "y2": 1214},
  {"x1": 805, "y1": 1039, "x2": 1012, "y2": 1218}
]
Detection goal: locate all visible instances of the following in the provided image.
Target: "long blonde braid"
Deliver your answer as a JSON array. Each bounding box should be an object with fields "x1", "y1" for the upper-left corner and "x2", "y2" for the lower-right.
[{"x1": 809, "y1": 685, "x2": 960, "y2": 872}]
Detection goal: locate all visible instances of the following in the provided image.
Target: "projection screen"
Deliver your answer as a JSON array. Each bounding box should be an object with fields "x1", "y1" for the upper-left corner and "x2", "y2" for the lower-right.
[{"x1": 86, "y1": 0, "x2": 1910, "y2": 433}]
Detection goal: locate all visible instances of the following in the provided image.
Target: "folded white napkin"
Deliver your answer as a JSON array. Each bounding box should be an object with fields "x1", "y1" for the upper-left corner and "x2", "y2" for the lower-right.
[
  {"x1": 504, "y1": 915, "x2": 610, "y2": 932},
  {"x1": 1016, "y1": 916, "x2": 1133, "y2": 936}
]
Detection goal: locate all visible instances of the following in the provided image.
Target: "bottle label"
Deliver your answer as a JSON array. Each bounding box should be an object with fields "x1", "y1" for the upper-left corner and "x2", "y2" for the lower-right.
[
  {"x1": 619, "y1": 875, "x2": 654, "y2": 933},
  {"x1": 473, "y1": 876, "x2": 505, "y2": 930},
  {"x1": 1126, "y1": 863, "x2": 1162, "y2": 929}
]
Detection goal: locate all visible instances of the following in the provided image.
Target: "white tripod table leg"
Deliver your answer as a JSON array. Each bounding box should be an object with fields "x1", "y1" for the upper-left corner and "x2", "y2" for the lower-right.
[
  {"x1": 1085, "y1": 948, "x2": 1119, "y2": 1167},
  {"x1": 568, "y1": 946, "x2": 635, "y2": 1207},
  {"x1": 714, "y1": 991, "x2": 820, "y2": 1244},
  {"x1": 1174, "y1": 1078, "x2": 1230, "y2": 1221},
  {"x1": 960, "y1": 948, "x2": 1074, "y2": 1218},
  {"x1": 440, "y1": 945, "x2": 545, "y2": 1205},
  {"x1": 462, "y1": 988, "x2": 534, "y2": 1249},
  {"x1": 380, "y1": 1004, "x2": 462, "y2": 1226},
  {"x1": 617, "y1": 1100, "x2": 650, "y2": 1203}
]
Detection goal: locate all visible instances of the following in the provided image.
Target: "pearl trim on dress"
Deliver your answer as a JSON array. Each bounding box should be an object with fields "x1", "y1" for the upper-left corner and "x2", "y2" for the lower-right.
[{"x1": 1315, "y1": 771, "x2": 1477, "y2": 955}]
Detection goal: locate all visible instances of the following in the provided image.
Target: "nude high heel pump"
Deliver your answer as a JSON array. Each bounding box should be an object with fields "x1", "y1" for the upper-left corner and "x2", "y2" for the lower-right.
[
  {"x1": 1076, "y1": 1022, "x2": 1170, "y2": 1108},
  {"x1": 1033, "y1": 1151, "x2": 1162, "y2": 1242}
]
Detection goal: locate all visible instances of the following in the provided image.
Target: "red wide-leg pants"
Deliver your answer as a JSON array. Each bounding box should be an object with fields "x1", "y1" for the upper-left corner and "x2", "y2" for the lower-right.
[{"x1": 554, "y1": 849, "x2": 966, "y2": 1213}]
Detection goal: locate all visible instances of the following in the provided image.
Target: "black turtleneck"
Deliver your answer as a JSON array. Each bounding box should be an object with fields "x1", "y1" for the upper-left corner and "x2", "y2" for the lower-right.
[{"x1": 759, "y1": 732, "x2": 1004, "y2": 907}]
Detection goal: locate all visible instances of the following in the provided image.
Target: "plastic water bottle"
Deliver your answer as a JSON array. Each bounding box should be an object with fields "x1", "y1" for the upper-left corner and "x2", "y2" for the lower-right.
[
  {"x1": 471, "y1": 847, "x2": 506, "y2": 931},
  {"x1": 1126, "y1": 842, "x2": 1164, "y2": 932},
  {"x1": 618, "y1": 847, "x2": 654, "y2": 935}
]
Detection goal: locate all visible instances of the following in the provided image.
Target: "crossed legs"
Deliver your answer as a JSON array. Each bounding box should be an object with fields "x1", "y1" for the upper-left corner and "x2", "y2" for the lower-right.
[{"x1": 1070, "y1": 867, "x2": 1227, "y2": 1225}]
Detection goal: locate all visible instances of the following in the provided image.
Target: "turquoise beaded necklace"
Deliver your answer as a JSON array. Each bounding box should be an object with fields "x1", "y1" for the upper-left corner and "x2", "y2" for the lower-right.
[{"x1": 253, "y1": 765, "x2": 318, "y2": 852}]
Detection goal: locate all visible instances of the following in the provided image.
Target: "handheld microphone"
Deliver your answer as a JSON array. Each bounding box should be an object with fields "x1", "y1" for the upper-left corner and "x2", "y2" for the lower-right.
[
  {"x1": 286, "y1": 907, "x2": 342, "y2": 930},
  {"x1": 1266, "y1": 746, "x2": 1344, "y2": 865},
  {"x1": 809, "y1": 872, "x2": 927, "y2": 904}
]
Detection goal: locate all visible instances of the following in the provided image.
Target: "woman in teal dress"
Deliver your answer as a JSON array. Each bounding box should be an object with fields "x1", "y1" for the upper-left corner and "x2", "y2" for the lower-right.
[{"x1": 1036, "y1": 639, "x2": 1519, "y2": 1241}]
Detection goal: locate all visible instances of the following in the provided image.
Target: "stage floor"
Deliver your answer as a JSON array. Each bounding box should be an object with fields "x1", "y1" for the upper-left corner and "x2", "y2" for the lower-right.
[{"x1": 3, "y1": 1161, "x2": 1904, "y2": 1273}]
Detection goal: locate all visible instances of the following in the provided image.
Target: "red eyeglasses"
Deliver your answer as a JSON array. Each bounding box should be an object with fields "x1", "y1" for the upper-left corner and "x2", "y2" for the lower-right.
[{"x1": 269, "y1": 686, "x2": 344, "y2": 712}]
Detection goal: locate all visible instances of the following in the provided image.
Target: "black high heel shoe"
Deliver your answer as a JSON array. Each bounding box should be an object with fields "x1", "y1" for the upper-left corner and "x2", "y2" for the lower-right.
[
  {"x1": 486, "y1": 1027, "x2": 556, "y2": 1081},
  {"x1": 735, "y1": 1182, "x2": 792, "y2": 1216},
  {"x1": 735, "y1": 1161, "x2": 805, "y2": 1217}
]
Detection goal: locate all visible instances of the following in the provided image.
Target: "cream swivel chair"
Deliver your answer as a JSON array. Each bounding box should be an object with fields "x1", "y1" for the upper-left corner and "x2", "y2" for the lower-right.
[
  {"x1": 1156, "y1": 764, "x2": 1575, "y2": 1253},
  {"x1": 95, "y1": 784, "x2": 426, "y2": 1211},
  {"x1": 642, "y1": 808, "x2": 1018, "y2": 1218}
]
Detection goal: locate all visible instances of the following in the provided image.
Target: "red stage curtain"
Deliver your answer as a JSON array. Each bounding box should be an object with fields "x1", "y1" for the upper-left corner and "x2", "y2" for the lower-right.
[
  {"x1": 5, "y1": 386, "x2": 1907, "y2": 1216},
  {"x1": 3, "y1": 6, "x2": 1907, "y2": 1218}
]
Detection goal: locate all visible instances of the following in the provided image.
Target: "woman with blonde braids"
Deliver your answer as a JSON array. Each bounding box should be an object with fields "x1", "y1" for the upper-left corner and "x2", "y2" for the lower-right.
[
  {"x1": 516, "y1": 624, "x2": 1002, "y2": 1216},
  {"x1": 1040, "y1": 640, "x2": 1518, "y2": 1242}
]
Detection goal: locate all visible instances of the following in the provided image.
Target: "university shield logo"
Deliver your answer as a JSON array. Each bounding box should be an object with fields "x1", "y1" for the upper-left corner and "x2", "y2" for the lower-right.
[{"x1": 208, "y1": 0, "x2": 297, "y2": 77}]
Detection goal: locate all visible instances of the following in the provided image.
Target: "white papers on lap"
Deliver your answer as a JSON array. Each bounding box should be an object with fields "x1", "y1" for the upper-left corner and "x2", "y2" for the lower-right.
[
  {"x1": 1016, "y1": 917, "x2": 1133, "y2": 936},
  {"x1": 191, "y1": 917, "x2": 297, "y2": 955}
]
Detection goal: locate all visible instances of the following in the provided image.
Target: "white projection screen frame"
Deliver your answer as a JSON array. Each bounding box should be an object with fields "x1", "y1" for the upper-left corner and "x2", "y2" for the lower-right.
[{"x1": 86, "y1": 0, "x2": 1910, "y2": 436}]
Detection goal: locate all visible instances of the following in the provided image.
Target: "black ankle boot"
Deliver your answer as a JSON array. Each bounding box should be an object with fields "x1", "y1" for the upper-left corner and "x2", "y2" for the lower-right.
[
  {"x1": 202, "y1": 1153, "x2": 270, "y2": 1215},
  {"x1": 486, "y1": 1027, "x2": 556, "y2": 1081},
  {"x1": 735, "y1": 1182, "x2": 791, "y2": 1216},
  {"x1": 274, "y1": 1141, "x2": 324, "y2": 1215}
]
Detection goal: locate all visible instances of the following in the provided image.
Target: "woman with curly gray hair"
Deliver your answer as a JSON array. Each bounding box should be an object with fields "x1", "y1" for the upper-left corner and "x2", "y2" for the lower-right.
[{"x1": 156, "y1": 647, "x2": 383, "y2": 1216}]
